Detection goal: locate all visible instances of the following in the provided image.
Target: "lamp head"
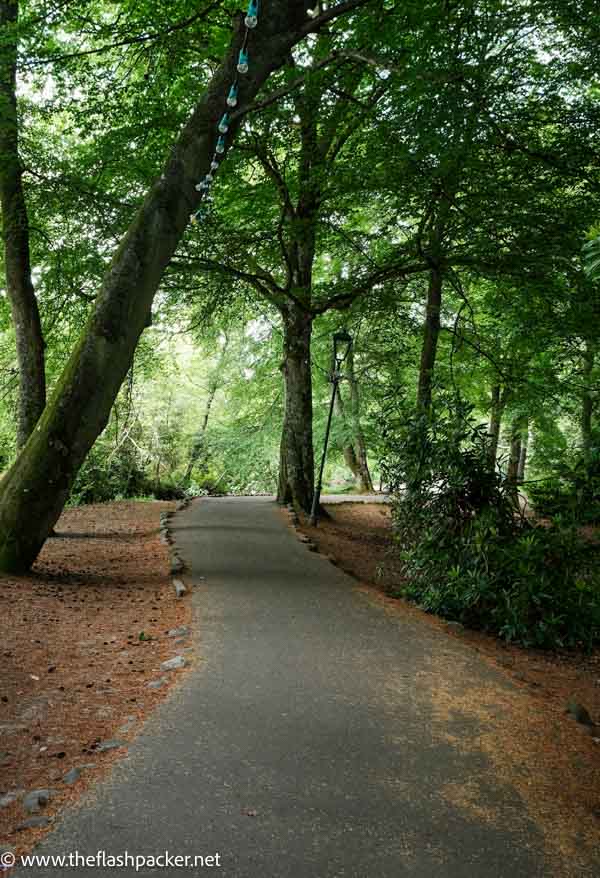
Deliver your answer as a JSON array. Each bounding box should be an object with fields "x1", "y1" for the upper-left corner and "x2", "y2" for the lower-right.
[{"x1": 332, "y1": 329, "x2": 353, "y2": 377}]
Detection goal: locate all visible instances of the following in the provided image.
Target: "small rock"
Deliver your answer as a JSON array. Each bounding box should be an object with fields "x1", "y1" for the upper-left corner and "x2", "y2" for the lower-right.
[
  {"x1": 167, "y1": 626, "x2": 190, "y2": 638},
  {"x1": 62, "y1": 767, "x2": 81, "y2": 785},
  {"x1": 96, "y1": 706, "x2": 114, "y2": 718},
  {"x1": 17, "y1": 815, "x2": 51, "y2": 831},
  {"x1": 161, "y1": 656, "x2": 187, "y2": 672},
  {"x1": 170, "y1": 556, "x2": 185, "y2": 575},
  {"x1": 173, "y1": 579, "x2": 187, "y2": 598},
  {"x1": 566, "y1": 700, "x2": 594, "y2": 727},
  {"x1": 446, "y1": 621, "x2": 464, "y2": 632},
  {"x1": 0, "y1": 724, "x2": 27, "y2": 735},
  {"x1": 94, "y1": 739, "x2": 125, "y2": 753},
  {"x1": 23, "y1": 789, "x2": 53, "y2": 814},
  {"x1": 146, "y1": 678, "x2": 167, "y2": 690},
  {"x1": 0, "y1": 792, "x2": 20, "y2": 809}
]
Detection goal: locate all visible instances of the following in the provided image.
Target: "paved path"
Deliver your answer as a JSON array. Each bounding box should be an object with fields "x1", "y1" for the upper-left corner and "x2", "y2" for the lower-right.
[{"x1": 17, "y1": 497, "x2": 554, "y2": 877}]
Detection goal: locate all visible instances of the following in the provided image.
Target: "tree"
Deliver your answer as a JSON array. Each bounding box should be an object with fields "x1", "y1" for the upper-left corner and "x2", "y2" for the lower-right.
[
  {"x1": 0, "y1": 0, "x2": 370, "y2": 572},
  {"x1": 0, "y1": 0, "x2": 46, "y2": 448},
  {"x1": 176, "y1": 44, "x2": 421, "y2": 510}
]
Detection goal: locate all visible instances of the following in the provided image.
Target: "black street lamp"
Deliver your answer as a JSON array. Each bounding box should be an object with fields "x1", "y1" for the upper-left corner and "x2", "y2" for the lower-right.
[{"x1": 309, "y1": 330, "x2": 353, "y2": 526}]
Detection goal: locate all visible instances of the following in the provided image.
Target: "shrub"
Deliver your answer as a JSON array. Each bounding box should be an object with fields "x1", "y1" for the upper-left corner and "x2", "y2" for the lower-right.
[
  {"x1": 152, "y1": 479, "x2": 185, "y2": 501},
  {"x1": 382, "y1": 401, "x2": 600, "y2": 650},
  {"x1": 527, "y1": 449, "x2": 600, "y2": 524},
  {"x1": 70, "y1": 443, "x2": 151, "y2": 505}
]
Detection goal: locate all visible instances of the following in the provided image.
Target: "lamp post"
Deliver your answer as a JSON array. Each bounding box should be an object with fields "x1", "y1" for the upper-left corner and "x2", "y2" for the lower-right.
[{"x1": 309, "y1": 330, "x2": 353, "y2": 526}]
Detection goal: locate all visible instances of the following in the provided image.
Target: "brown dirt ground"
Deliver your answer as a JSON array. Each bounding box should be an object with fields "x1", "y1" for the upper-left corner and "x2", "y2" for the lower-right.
[
  {"x1": 297, "y1": 503, "x2": 600, "y2": 876},
  {"x1": 0, "y1": 501, "x2": 192, "y2": 857}
]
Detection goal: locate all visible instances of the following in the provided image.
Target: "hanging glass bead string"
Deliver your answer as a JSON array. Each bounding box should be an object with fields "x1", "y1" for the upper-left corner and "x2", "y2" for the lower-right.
[
  {"x1": 190, "y1": 2, "x2": 326, "y2": 223},
  {"x1": 191, "y1": 0, "x2": 259, "y2": 223}
]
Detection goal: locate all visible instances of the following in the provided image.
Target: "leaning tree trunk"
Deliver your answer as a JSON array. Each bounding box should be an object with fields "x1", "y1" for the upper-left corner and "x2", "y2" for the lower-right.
[
  {"x1": 0, "y1": 0, "x2": 337, "y2": 573},
  {"x1": 0, "y1": 0, "x2": 46, "y2": 448},
  {"x1": 416, "y1": 265, "x2": 443, "y2": 414},
  {"x1": 276, "y1": 303, "x2": 314, "y2": 512}
]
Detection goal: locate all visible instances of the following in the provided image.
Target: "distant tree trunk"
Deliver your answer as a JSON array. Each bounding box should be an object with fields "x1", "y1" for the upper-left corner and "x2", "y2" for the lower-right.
[
  {"x1": 0, "y1": 0, "x2": 331, "y2": 573},
  {"x1": 0, "y1": 0, "x2": 46, "y2": 448},
  {"x1": 487, "y1": 384, "x2": 507, "y2": 468},
  {"x1": 581, "y1": 340, "x2": 595, "y2": 467},
  {"x1": 182, "y1": 338, "x2": 228, "y2": 486},
  {"x1": 416, "y1": 265, "x2": 442, "y2": 414},
  {"x1": 332, "y1": 351, "x2": 373, "y2": 492},
  {"x1": 506, "y1": 418, "x2": 526, "y2": 504},
  {"x1": 334, "y1": 387, "x2": 361, "y2": 479},
  {"x1": 347, "y1": 347, "x2": 373, "y2": 492},
  {"x1": 182, "y1": 384, "x2": 217, "y2": 487},
  {"x1": 517, "y1": 423, "x2": 529, "y2": 483},
  {"x1": 277, "y1": 303, "x2": 314, "y2": 512}
]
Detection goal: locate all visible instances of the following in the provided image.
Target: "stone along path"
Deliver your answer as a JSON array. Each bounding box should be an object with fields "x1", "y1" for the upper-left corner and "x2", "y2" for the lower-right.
[{"x1": 15, "y1": 497, "x2": 571, "y2": 876}]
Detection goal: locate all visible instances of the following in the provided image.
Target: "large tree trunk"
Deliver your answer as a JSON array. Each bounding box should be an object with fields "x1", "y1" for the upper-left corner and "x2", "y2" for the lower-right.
[
  {"x1": 0, "y1": 0, "x2": 336, "y2": 572},
  {"x1": 277, "y1": 303, "x2": 314, "y2": 512},
  {"x1": 0, "y1": 0, "x2": 46, "y2": 448},
  {"x1": 416, "y1": 266, "x2": 442, "y2": 413}
]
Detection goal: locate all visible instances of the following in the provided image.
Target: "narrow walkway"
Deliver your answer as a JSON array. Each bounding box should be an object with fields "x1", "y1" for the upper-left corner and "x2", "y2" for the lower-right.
[{"x1": 18, "y1": 497, "x2": 552, "y2": 876}]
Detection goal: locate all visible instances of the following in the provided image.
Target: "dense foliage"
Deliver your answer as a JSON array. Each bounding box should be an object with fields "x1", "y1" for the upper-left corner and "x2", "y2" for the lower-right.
[{"x1": 382, "y1": 403, "x2": 600, "y2": 649}]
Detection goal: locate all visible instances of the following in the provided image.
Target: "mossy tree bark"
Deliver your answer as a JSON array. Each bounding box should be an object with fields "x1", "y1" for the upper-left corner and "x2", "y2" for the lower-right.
[
  {"x1": 416, "y1": 265, "x2": 443, "y2": 415},
  {"x1": 277, "y1": 303, "x2": 314, "y2": 511},
  {"x1": 0, "y1": 0, "x2": 46, "y2": 448},
  {"x1": 0, "y1": 0, "x2": 363, "y2": 572}
]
